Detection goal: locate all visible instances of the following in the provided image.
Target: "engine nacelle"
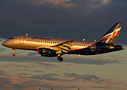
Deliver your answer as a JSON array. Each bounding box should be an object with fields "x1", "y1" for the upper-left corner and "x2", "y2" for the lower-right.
[{"x1": 38, "y1": 48, "x2": 57, "y2": 57}]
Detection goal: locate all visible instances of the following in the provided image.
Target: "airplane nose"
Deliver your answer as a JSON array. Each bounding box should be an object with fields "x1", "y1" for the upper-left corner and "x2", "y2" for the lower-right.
[
  {"x1": 2, "y1": 41, "x2": 7, "y2": 46},
  {"x1": 2, "y1": 42, "x2": 5, "y2": 46}
]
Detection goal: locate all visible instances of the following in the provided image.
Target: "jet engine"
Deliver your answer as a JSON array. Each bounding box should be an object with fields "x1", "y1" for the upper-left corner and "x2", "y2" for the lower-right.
[{"x1": 38, "y1": 48, "x2": 57, "y2": 57}]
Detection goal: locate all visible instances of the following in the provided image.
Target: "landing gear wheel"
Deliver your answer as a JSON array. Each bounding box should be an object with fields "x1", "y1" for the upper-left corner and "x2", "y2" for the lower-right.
[
  {"x1": 57, "y1": 56, "x2": 63, "y2": 61},
  {"x1": 12, "y1": 48, "x2": 16, "y2": 57},
  {"x1": 12, "y1": 54, "x2": 16, "y2": 57}
]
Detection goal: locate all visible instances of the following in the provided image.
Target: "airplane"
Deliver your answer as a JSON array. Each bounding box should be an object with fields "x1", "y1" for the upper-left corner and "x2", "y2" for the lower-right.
[{"x1": 2, "y1": 22, "x2": 125, "y2": 61}]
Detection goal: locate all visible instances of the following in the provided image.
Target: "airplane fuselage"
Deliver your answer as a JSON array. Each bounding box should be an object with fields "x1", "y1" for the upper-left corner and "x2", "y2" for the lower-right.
[
  {"x1": 3, "y1": 35, "x2": 93, "y2": 51},
  {"x1": 2, "y1": 22, "x2": 125, "y2": 61},
  {"x1": 2, "y1": 35, "x2": 124, "y2": 56}
]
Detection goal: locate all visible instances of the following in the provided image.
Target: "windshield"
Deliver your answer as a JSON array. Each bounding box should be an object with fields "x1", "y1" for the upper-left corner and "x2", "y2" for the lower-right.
[{"x1": 9, "y1": 37, "x2": 15, "y2": 40}]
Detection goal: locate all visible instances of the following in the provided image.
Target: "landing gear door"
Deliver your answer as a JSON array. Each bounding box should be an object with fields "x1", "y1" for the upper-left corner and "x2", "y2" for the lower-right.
[{"x1": 19, "y1": 36, "x2": 25, "y2": 44}]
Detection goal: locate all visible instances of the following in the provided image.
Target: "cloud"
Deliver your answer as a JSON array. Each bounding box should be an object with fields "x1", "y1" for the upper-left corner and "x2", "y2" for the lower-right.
[
  {"x1": 0, "y1": 0, "x2": 127, "y2": 44},
  {"x1": 0, "y1": 75, "x2": 84, "y2": 90},
  {"x1": 102, "y1": 0, "x2": 111, "y2": 5},
  {"x1": 0, "y1": 53, "x2": 123, "y2": 65},
  {"x1": 31, "y1": 0, "x2": 78, "y2": 9},
  {"x1": 0, "y1": 48, "x2": 7, "y2": 52},
  {"x1": 91, "y1": 79, "x2": 126, "y2": 89},
  {"x1": 7, "y1": 64, "x2": 35, "y2": 68},
  {"x1": 109, "y1": 55, "x2": 127, "y2": 59},
  {"x1": 17, "y1": 73, "x2": 31, "y2": 76},
  {"x1": 0, "y1": 74, "x2": 126, "y2": 90},
  {"x1": 0, "y1": 70, "x2": 8, "y2": 76},
  {"x1": 91, "y1": 85, "x2": 119, "y2": 89},
  {"x1": 24, "y1": 69, "x2": 44, "y2": 73},
  {"x1": 0, "y1": 61, "x2": 127, "y2": 90},
  {"x1": 64, "y1": 73, "x2": 103, "y2": 82},
  {"x1": 63, "y1": 55, "x2": 120, "y2": 65},
  {"x1": 30, "y1": 74, "x2": 61, "y2": 81},
  {"x1": 63, "y1": 73, "x2": 127, "y2": 89},
  {"x1": 31, "y1": 0, "x2": 112, "y2": 9},
  {"x1": 0, "y1": 38, "x2": 5, "y2": 42},
  {"x1": 112, "y1": 0, "x2": 127, "y2": 3},
  {"x1": 27, "y1": 52, "x2": 38, "y2": 56},
  {"x1": 0, "y1": 77, "x2": 11, "y2": 90}
]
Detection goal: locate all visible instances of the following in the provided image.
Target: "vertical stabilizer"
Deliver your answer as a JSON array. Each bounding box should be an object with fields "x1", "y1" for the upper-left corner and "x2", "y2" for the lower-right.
[{"x1": 99, "y1": 22, "x2": 123, "y2": 44}]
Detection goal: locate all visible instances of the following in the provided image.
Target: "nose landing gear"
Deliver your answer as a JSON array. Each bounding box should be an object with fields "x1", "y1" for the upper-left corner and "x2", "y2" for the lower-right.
[{"x1": 12, "y1": 49, "x2": 16, "y2": 57}]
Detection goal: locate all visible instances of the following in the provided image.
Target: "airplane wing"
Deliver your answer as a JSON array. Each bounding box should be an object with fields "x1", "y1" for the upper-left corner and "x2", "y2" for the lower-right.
[{"x1": 51, "y1": 40, "x2": 74, "y2": 53}]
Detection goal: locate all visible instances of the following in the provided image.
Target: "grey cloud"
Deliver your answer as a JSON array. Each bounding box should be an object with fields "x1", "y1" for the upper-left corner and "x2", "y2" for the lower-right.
[
  {"x1": 112, "y1": 0, "x2": 127, "y2": 3},
  {"x1": 0, "y1": 76, "x2": 81, "y2": 90},
  {"x1": 64, "y1": 73, "x2": 104, "y2": 81},
  {"x1": 7, "y1": 64, "x2": 33, "y2": 68},
  {"x1": 22, "y1": 80, "x2": 53, "y2": 89},
  {"x1": 0, "y1": 48, "x2": 7, "y2": 52},
  {"x1": 30, "y1": 74, "x2": 60, "y2": 81},
  {"x1": 64, "y1": 57, "x2": 120, "y2": 65},
  {"x1": 91, "y1": 85, "x2": 119, "y2": 89},
  {"x1": 0, "y1": 70, "x2": 7, "y2": 75},
  {"x1": 22, "y1": 80, "x2": 79, "y2": 89},
  {"x1": 0, "y1": 77, "x2": 11, "y2": 90},
  {"x1": 24, "y1": 69, "x2": 44, "y2": 73},
  {"x1": 0, "y1": 55, "x2": 122, "y2": 65},
  {"x1": 37, "y1": 62, "x2": 60, "y2": 67},
  {"x1": 0, "y1": 56, "x2": 59, "y2": 63},
  {"x1": 17, "y1": 73, "x2": 31, "y2": 76},
  {"x1": 0, "y1": 77, "x2": 42, "y2": 90},
  {"x1": 27, "y1": 52, "x2": 38, "y2": 56},
  {"x1": 0, "y1": 0, "x2": 127, "y2": 44}
]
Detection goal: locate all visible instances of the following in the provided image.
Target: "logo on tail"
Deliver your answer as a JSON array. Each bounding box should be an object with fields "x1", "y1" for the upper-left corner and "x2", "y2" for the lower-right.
[{"x1": 99, "y1": 22, "x2": 123, "y2": 44}]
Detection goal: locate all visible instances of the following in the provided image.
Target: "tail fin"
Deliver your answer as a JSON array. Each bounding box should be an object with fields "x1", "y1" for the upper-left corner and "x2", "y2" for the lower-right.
[{"x1": 98, "y1": 22, "x2": 123, "y2": 44}]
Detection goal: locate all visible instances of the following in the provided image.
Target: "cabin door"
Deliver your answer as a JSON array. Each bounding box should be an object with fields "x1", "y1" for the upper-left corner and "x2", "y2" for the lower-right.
[{"x1": 19, "y1": 36, "x2": 25, "y2": 44}]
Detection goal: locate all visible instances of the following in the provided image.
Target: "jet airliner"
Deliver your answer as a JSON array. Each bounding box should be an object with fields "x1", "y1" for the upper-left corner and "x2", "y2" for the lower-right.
[{"x1": 2, "y1": 22, "x2": 125, "y2": 61}]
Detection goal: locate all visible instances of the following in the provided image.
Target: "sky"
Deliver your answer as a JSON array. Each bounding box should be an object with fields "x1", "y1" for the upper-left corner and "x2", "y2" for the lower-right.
[{"x1": 0, "y1": 0, "x2": 127, "y2": 90}]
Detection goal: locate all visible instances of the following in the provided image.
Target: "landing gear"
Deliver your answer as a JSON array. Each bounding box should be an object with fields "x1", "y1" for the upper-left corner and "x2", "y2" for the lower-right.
[
  {"x1": 12, "y1": 54, "x2": 16, "y2": 57},
  {"x1": 12, "y1": 48, "x2": 16, "y2": 57},
  {"x1": 56, "y1": 52, "x2": 63, "y2": 61},
  {"x1": 57, "y1": 56, "x2": 63, "y2": 61}
]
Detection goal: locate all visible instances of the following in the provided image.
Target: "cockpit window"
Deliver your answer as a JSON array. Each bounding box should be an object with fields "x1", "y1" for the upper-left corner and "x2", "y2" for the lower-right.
[{"x1": 9, "y1": 37, "x2": 15, "y2": 40}]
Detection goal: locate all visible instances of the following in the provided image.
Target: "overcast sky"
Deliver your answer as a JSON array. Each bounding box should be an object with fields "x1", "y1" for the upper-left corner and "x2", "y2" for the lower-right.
[
  {"x1": 0, "y1": 0, "x2": 127, "y2": 44},
  {"x1": 0, "y1": 0, "x2": 127, "y2": 90}
]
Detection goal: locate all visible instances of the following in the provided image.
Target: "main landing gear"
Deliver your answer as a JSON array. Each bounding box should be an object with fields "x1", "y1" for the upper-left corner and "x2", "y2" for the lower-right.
[
  {"x1": 56, "y1": 51, "x2": 63, "y2": 61},
  {"x1": 12, "y1": 49, "x2": 16, "y2": 57},
  {"x1": 57, "y1": 56, "x2": 63, "y2": 61}
]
